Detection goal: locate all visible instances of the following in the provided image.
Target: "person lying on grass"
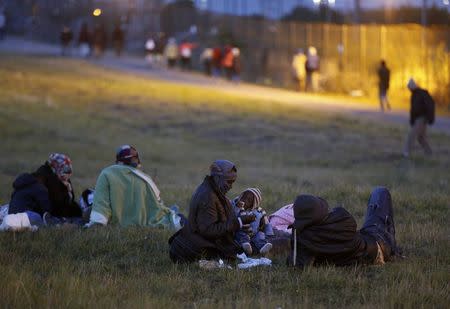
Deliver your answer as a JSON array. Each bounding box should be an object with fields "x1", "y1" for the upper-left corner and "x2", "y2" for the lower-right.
[
  {"x1": 232, "y1": 188, "x2": 274, "y2": 256},
  {"x1": 86, "y1": 145, "x2": 182, "y2": 229},
  {"x1": 6, "y1": 153, "x2": 83, "y2": 228},
  {"x1": 288, "y1": 187, "x2": 402, "y2": 268},
  {"x1": 169, "y1": 160, "x2": 256, "y2": 263}
]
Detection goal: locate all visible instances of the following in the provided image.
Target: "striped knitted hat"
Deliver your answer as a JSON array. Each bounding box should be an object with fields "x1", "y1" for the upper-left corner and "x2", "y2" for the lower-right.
[{"x1": 238, "y1": 188, "x2": 262, "y2": 210}]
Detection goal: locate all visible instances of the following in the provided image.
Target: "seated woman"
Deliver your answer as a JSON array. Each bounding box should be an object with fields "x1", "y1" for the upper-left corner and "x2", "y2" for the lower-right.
[
  {"x1": 7, "y1": 153, "x2": 82, "y2": 227},
  {"x1": 169, "y1": 160, "x2": 255, "y2": 263},
  {"x1": 86, "y1": 145, "x2": 181, "y2": 229},
  {"x1": 289, "y1": 187, "x2": 401, "y2": 268}
]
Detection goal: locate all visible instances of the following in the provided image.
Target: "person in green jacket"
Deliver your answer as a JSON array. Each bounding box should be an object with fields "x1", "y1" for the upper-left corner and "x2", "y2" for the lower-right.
[{"x1": 87, "y1": 145, "x2": 181, "y2": 229}]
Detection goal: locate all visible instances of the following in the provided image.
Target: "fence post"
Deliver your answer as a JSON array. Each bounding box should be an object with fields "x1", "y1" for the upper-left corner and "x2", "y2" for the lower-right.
[
  {"x1": 360, "y1": 25, "x2": 367, "y2": 91},
  {"x1": 307, "y1": 23, "x2": 312, "y2": 49},
  {"x1": 380, "y1": 25, "x2": 386, "y2": 60},
  {"x1": 342, "y1": 24, "x2": 347, "y2": 73}
]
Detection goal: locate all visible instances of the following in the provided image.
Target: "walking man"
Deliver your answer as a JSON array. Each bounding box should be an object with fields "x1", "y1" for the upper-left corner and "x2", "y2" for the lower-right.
[
  {"x1": 403, "y1": 78, "x2": 435, "y2": 158},
  {"x1": 377, "y1": 60, "x2": 391, "y2": 112}
]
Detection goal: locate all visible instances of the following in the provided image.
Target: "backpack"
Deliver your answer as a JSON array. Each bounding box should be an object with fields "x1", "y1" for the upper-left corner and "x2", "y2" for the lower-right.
[{"x1": 423, "y1": 90, "x2": 435, "y2": 125}]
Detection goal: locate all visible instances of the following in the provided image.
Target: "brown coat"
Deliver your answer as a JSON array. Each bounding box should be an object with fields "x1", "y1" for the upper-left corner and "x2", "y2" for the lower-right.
[{"x1": 169, "y1": 176, "x2": 241, "y2": 262}]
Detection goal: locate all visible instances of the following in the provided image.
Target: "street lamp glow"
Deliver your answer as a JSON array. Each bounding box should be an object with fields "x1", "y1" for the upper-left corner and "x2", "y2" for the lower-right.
[
  {"x1": 93, "y1": 8, "x2": 102, "y2": 17},
  {"x1": 313, "y1": 0, "x2": 321, "y2": 5},
  {"x1": 443, "y1": 0, "x2": 449, "y2": 5}
]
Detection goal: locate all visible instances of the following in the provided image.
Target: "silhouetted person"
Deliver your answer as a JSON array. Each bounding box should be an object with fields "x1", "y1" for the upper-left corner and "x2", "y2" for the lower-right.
[
  {"x1": 93, "y1": 24, "x2": 107, "y2": 58},
  {"x1": 60, "y1": 25, "x2": 73, "y2": 56},
  {"x1": 78, "y1": 22, "x2": 91, "y2": 58},
  {"x1": 112, "y1": 24, "x2": 124, "y2": 57},
  {"x1": 305, "y1": 46, "x2": 320, "y2": 92},
  {"x1": 292, "y1": 49, "x2": 307, "y2": 92},
  {"x1": 179, "y1": 41, "x2": 195, "y2": 70},
  {"x1": 212, "y1": 46, "x2": 222, "y2": 77},
  {"x1": 403, "y1": 78, "x2": 435, "y2": 158},
  {"x1": 378, "y1": 60, "x2": 391, "y2": 112},
  {"x1": 200, "y1": 47, "x2": 213, "y2": 76},
  {"x1": 164, "y1": 37, "x2": 178, "y2": 68}
]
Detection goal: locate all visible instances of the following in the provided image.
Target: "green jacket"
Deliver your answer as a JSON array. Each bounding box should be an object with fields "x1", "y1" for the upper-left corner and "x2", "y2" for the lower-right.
[{"x1": 92, "y1": 164, "x2": 177, "y2": 228}]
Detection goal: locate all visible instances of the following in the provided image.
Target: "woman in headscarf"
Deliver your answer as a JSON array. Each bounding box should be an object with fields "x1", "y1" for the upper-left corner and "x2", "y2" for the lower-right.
[{"x1": 8, "y1": 153, "x2": 82, "y2": 226}]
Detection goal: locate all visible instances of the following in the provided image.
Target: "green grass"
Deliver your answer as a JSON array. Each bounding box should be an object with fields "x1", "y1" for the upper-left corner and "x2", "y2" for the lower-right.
[{"x1": 0, "y1": 54, "x2": 449, "y2": 308}]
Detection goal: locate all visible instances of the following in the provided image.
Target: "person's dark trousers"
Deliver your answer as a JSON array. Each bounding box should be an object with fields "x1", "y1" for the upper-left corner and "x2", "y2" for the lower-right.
[{"x1": 360, "y1": 187, "x2": 398, "y2": 259}]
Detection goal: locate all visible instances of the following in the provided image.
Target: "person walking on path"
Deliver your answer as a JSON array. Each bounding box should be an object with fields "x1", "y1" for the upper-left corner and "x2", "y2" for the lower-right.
[
  {"x1": 200, "y1": 47, "x2": 213, "y2": 76},
  {"x1": 377, "y1": 60, "x2": 391, "y2": 112},
  {"x1": 292, "y1": 49, "x2": 307, "y2": 92},
  {"x1": 112, "y1": 23, "x2": 124, "y2": 57},
  {"x1": 164, "y1": 38, "x2": 178, "y2": 68},
  {"x1": 60, "y1": 25, "x2": 73, "y2": 56},
  {"x1": 403, "y1": 78, "x2": 435, "y2": 158},
  {"x1": 92, "y1": 23, "x2": 107, "y2": 58},
  {"x1": 305, "y1": 46, "x2": 320, "y2": 92},
  {"x1": 78, "y1": 22, "x2": 91, "y2": 58}
]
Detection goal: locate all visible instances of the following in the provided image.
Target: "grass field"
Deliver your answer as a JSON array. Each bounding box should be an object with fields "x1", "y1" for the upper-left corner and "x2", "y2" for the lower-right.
[{"x1": 0, "y1": 54, "x2": 449, "y2": 308}]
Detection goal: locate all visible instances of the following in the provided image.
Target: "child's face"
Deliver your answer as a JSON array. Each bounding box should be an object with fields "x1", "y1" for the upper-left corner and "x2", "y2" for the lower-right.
[{"x1": 239, "y1": 192, "x2": 255, "y2": 210}]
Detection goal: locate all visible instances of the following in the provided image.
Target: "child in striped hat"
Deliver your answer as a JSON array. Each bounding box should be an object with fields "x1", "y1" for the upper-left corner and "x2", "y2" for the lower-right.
[{"x1": 232, "y1": 188, "x2": 274, "y2": 256}]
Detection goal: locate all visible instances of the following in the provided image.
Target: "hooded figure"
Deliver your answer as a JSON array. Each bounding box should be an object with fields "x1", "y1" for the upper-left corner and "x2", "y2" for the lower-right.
[
  {"x1": 169, "y1": 160, "x2": 255, "y2": 263},
  {"x1": 8, "y1": 153, "x2": 81, "y2": 226},
  {"x1": 403, "y1": 78, "x2": 434, "y2": 157},
  {"x1": 289, "y1": 187, "x2": 400, "y2": 268}
]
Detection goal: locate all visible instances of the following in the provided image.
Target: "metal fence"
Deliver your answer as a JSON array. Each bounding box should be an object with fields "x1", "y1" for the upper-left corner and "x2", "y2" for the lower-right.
[{"x1": 185, "y1": 13, "x2": 449, "y2": 100}]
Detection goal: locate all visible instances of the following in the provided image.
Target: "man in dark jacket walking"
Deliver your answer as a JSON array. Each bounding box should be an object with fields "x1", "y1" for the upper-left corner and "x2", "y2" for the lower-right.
[
  {"x1": 169, "y1": 160, "x2": 255, "y2": 263},
  {"x1": 403, "y1": 78, "x2": 434, "y2": 158},
  {"x1": 288, "y1": 187, "x2": 400, "y2": 268},
  {"x1": 377, "y1": 60, "x2": 391, "y2": 112}
]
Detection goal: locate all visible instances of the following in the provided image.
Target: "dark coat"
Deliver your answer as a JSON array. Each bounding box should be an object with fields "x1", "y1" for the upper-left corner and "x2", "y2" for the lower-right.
[
  {"x1": 8, "y1": 173, "x2": 52, "y2": 216},
  {"x1": 289, "y1": 195, "x2": 377, "y2": 268},
  {"x1": 33, "y1": 163, "x2": 81, "y2": 218},
  {"x1": 377, "y1": 66, "x2": 390, "y2": 91},
  {"x1": 410, "y1": 88, "x2": 435, "y2": 125},
  {"x1": 169, "y1": 176, "x2": 241, "y2": 263}
]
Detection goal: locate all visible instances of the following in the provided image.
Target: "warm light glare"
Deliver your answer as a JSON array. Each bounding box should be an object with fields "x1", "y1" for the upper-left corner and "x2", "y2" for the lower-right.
[{"x1": 93, "y1": 8, "x2": 102, "y2": 17}]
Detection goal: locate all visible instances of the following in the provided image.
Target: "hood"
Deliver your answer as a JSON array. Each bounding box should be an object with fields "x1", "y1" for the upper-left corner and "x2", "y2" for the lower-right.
[
  {"x1": 13, "y1": 173, "x2": 38, "y2": 189},
  {"x1": 291, "y1": 194, "x2": 329, "y2": 232}
]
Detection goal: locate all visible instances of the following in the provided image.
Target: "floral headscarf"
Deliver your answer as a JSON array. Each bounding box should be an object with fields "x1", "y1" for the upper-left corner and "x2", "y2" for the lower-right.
[{"x1": 47, "y1": 153, "x2": 73, "y2": 195}]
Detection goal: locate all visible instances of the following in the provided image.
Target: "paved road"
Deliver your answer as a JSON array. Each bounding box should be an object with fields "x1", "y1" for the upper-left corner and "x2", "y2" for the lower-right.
[{"x1": 1, "y1": 36, "x2": 449, "y2": 135}]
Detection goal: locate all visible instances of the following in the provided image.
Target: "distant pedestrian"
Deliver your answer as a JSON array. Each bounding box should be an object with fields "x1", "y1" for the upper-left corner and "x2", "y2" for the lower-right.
[
  {"x1": 403, "y1": 78, "x2": 435, "y2": 158},
  {"x1": 112, "y1": 23, "x2": 124, "y2": 57},
  {"x1": 145, "y1": 36, "x2": 156, "y2": 65},
  {"x1": 231, "y1": 47, "x2": 241, "y2": 83},
  {"x1": 292, "y1": 49, "x2": 307, "y2": 92},
  {"x1": 0, "y1": 11, "x2": 6, "y2": 40},
  {"x1": 378, "y1": 60, "x2": 391, "y2": 112},
  {"x1": 305, "y1": 46, "x2": 320, "y2": 92},
  {"x1": 92, "y1": 24, "x2": 107, "y2": 58},
  {"x1": 78, "y1": 22, "x2": 91, "y2": 58},
  {"x1": 179, "y1": 41, "x2": 195, "y2": 70},
  {"x1": 154, "y1": 32, "x2": 167, "y2": 66},
  {"x1": 164, "y1": 37, "x2": 178, "y2": 68},
  {"x1": 222, "y1": 46, "x2": 234, "y2": 80},
  {"x1": 60, "y1": 25, "x2": 73, "y2": 56},
  {"x1": 212, "y1": 47, "x2": 222, "y2": 77},
  {"x1": 200, "y1": 47, "x2": 213, "y2": 76}
]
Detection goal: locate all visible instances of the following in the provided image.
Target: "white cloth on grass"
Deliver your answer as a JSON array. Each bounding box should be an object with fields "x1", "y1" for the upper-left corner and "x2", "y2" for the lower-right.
[{"x1": 0, "y1": 212, "x2": 38, "y2": 232}]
